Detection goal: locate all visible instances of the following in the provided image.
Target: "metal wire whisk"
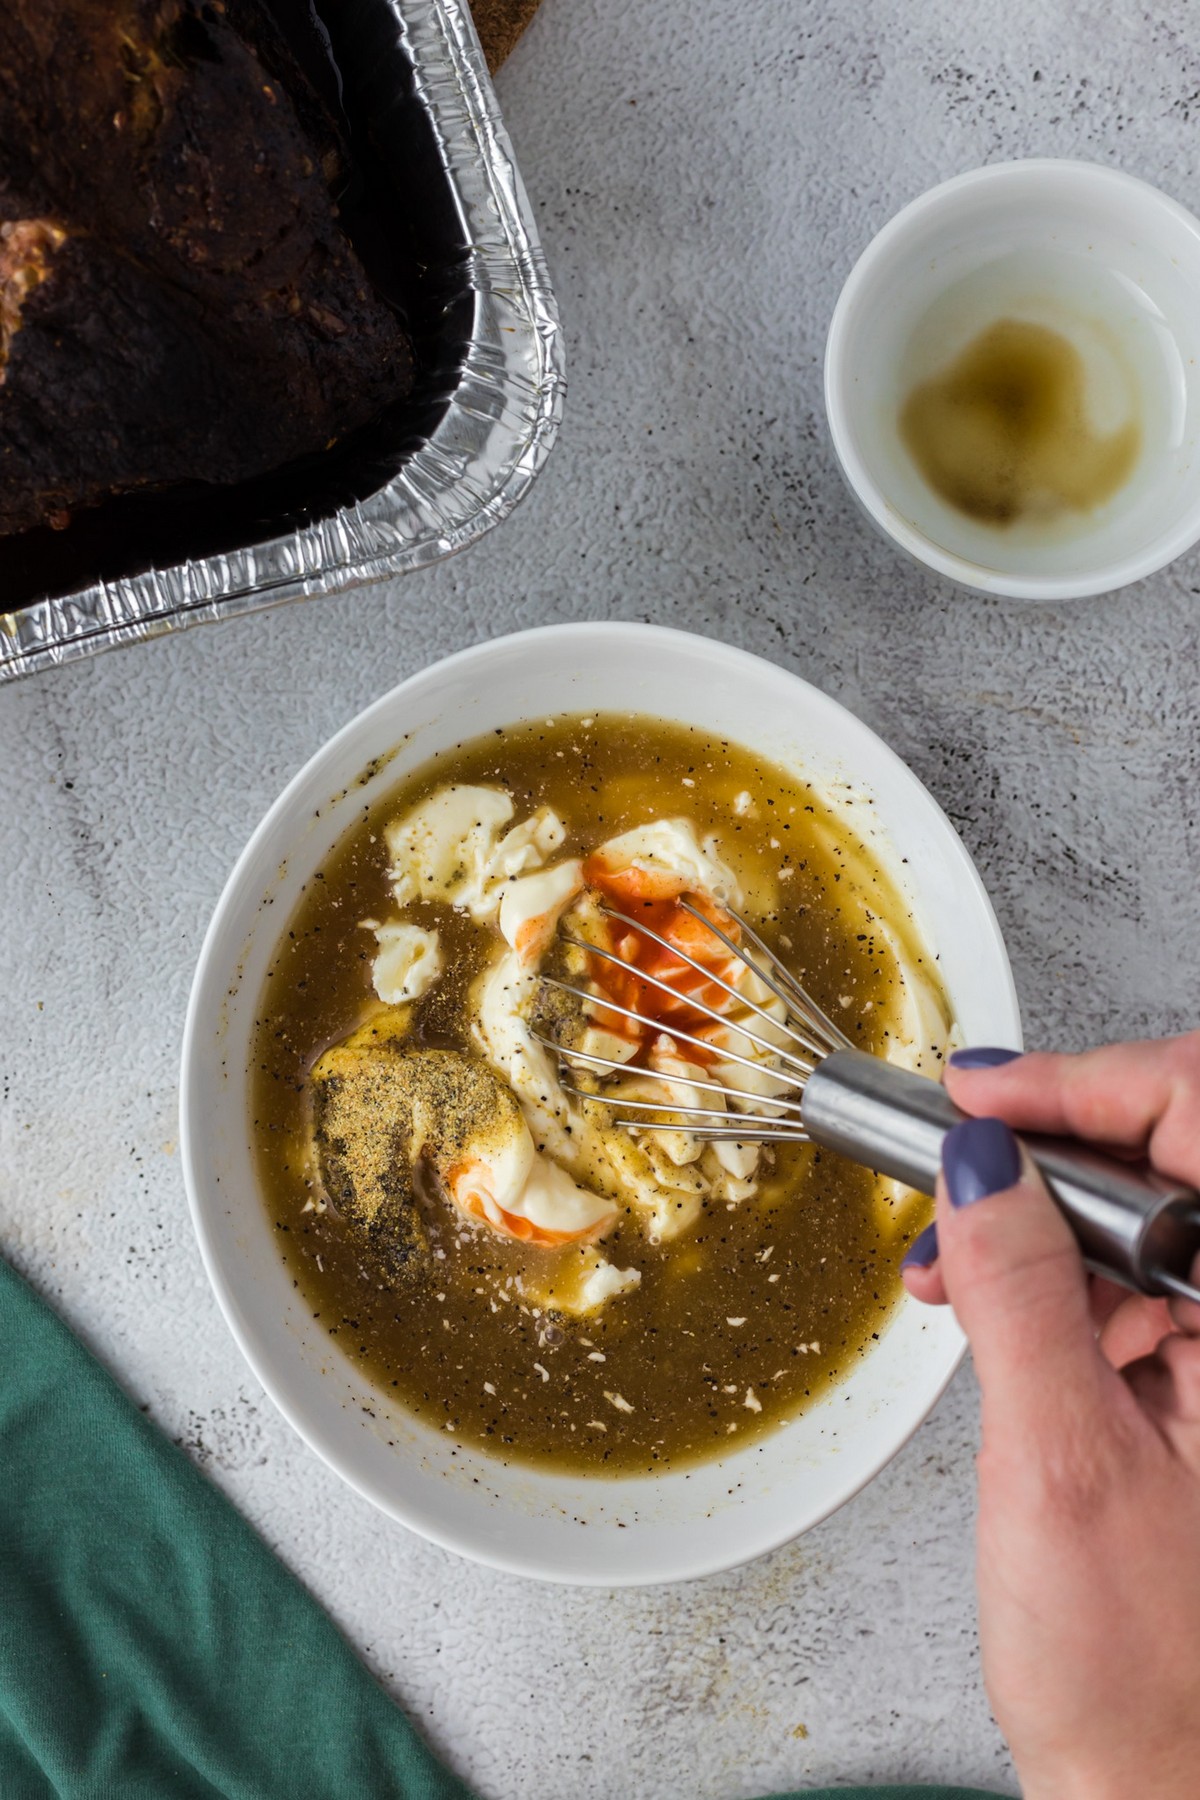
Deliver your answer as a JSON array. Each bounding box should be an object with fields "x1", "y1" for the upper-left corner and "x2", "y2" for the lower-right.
[
  {"x1": 534, "y1": 897, "x2": 1200, "y2": 1308},
  {"x1": 537, "y1": 897, "x2": 849, "y2": 1142}
]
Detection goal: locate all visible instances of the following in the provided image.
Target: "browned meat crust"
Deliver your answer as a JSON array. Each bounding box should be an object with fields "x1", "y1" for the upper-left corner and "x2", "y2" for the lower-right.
[{"x1": 0, "y1": 0, "x2": 412, "y2": 535}]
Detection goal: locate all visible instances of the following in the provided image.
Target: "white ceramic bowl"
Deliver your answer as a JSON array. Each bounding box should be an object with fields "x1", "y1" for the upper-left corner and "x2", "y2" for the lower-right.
[
  {"x1": 181, "y1": 623, "x2": 1019, "y2": 1585},
  {"x1": 825, "y1": 160, "x2": 1200, "y2": 600}
]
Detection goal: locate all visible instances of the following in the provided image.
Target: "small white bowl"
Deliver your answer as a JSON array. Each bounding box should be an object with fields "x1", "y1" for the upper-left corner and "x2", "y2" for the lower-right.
[
  {"x1": 181, "y1": 624, "x2": 1019, "y2": 1585},
  {"x1": 825, "y1": 160, "x2": 1200, "y2": 600}
]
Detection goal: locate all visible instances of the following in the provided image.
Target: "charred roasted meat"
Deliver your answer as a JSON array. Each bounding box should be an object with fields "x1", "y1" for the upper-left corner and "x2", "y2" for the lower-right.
[{"x1": 0, "y1": 0, "x2": 412, "y2": 535}]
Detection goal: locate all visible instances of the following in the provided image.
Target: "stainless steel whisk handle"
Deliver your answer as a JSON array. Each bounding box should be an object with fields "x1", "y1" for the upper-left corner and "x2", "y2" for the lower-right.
[{"x1": 802, "y1": 1049, "x2": 1200, "y2": 1302}]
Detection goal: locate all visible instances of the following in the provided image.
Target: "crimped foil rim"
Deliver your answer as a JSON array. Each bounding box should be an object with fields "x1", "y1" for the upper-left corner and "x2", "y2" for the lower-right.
[{"x1": 0, "y1": 0, "x2": 564, "y2": 681}]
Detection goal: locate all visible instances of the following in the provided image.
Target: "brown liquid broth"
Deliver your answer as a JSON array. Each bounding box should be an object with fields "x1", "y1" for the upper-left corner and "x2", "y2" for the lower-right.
[
  {"x1": 250, "y1": 715, "x2": 943, "y2": 1475},
  {"x1": 900, "y1": 317, "x2": 1140, "y2": 526}
]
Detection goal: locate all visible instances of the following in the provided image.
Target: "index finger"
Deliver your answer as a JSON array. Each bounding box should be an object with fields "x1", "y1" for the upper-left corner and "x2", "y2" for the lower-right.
[{"x1": 944, "y1": 1034, "x2": 1200, "y2": 1183}]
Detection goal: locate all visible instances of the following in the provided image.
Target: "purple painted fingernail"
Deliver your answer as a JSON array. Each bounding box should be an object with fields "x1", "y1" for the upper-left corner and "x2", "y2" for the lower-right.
[
  {"x1": 943, "y1": 1117, "x2": 1021, "y2": 1208},
  {"x1": 902, "y1": 1222, "x2": 939, "y2": 1270},
  {"x1": 948, "y1": 1046, "x2": 1022, "y2": 1070}
]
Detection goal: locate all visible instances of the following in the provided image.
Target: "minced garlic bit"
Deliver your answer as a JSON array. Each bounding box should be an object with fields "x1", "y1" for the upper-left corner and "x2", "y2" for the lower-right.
[
  {"x1": 587, "y1": 1420, "x2": 607, "y2": 1432},
  {"x1": 604, "y1": 1391, "x2": 634, "y2": 1415},
  {"x1": 726, "y1": 1316, "x2": 746, "y2": 1327},
  {"x1": 743, "y1": 1388, "x2": 762, "y2": 1413},
  {"x1": 587, "y1": 1351, "x2": 606, "y2": 1362},
  {"x1": 483, "y1": 1381, "x2": 496, "y2": 1396},
  {"x1": 533, "y1": 1362, "x2": 550, "y2": 1383}
]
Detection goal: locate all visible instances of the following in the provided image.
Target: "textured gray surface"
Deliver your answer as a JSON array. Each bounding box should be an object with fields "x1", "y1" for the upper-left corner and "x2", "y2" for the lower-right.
[{"x1": 3, "y1": 0, "x2": 1199, "y2": 1793}]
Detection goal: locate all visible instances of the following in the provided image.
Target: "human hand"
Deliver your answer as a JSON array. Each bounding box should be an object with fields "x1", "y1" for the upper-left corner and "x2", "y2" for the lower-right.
[{"x1": 901, "y1": 1035, "x2": 1200, "y2": 1800}]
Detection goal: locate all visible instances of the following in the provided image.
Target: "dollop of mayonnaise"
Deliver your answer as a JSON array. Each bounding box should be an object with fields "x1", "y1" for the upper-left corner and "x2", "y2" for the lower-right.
[
  {"x1": 367, "y1": 920, "x2": 443, "y2": 1004},
  {"x1": 498, "y1": 859, "x2": 584, "y2": 966},
  {"x1": 385, "y1": 784, "x2": 565, "y2": 921},
  {"x1": 588, "y1": 817, "x2": 742, "y2": 907}
]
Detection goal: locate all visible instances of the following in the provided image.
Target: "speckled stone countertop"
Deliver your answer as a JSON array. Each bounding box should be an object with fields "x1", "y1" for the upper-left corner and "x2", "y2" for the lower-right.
[{"x1": 3, "y1": 2, "x2": 1200, "y2": 1794}]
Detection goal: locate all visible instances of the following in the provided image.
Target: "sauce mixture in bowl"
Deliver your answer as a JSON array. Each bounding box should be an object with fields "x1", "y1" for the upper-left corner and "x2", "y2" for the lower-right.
[{"x1": 251, "y1": 713, "x2": 954, "y2": 1476}]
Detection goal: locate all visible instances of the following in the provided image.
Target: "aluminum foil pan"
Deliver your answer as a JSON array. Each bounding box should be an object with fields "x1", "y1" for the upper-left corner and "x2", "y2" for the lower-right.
[{"x1": 0, "y1": 0, "x2": 563, "y2": 682}]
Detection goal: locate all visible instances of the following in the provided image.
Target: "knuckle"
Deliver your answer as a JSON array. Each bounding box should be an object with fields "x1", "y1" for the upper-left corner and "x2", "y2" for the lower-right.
[
  {"x1": 1158, "y1": 1331, "x2": 1200, "y2": 1406},
  {"x1": 949, "y1": 1224, "x2": 997, "y2": 1292},
  {"x1": 1065, "y1": 1051, "x2": 1138, "y2": 1138},
  {"x1": 1167, "y1": 1030, "x2": 1200, "y2": 1091},
  {"x1": 1068, "y1": 1084, "x2": 1118, "y2": 1141},
  {"x1": 953, "y1": 1217, "x2": 1078, "y2": 1304}
]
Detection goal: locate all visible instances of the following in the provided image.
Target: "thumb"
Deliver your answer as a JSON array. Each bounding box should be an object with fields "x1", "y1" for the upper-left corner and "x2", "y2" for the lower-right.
[{"x1": 936, "y1": 1116, "x2": 1112, "y2": 1439}]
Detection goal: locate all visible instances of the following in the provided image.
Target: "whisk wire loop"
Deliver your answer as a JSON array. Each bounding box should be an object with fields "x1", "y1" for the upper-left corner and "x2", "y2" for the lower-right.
[
  {"x1": 593, "y1": 902, "x2": 831, "y2": 1063},
  {"x1": 552, "y1": 938, "x2": 819, "y2": 1081},
  {"x1": 537, "y1": 893, "x2": 869, "y2": 1145},
  {"x1": 677, "y1": 898, "x2": 854, "y2": 1057},
  {"x1": 536, "y1": 972, "x2": 817, "y2": 1089},
  {"x1": 528, "y1": 1028, "x2": 806, "y2": 1119},
  {"x1": 555, "y1": 1077, "x2": 753, "y2": 1125},
  {"x1": 685, "y1": 1125, "x2": 811, "y2": 1143}
]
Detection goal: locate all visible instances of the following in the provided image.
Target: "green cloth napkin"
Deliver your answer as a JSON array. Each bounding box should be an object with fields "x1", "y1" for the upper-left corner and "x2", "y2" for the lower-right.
[{"x1": 0, "y1": 1254, "x2": 1007, "y2": 1800}]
